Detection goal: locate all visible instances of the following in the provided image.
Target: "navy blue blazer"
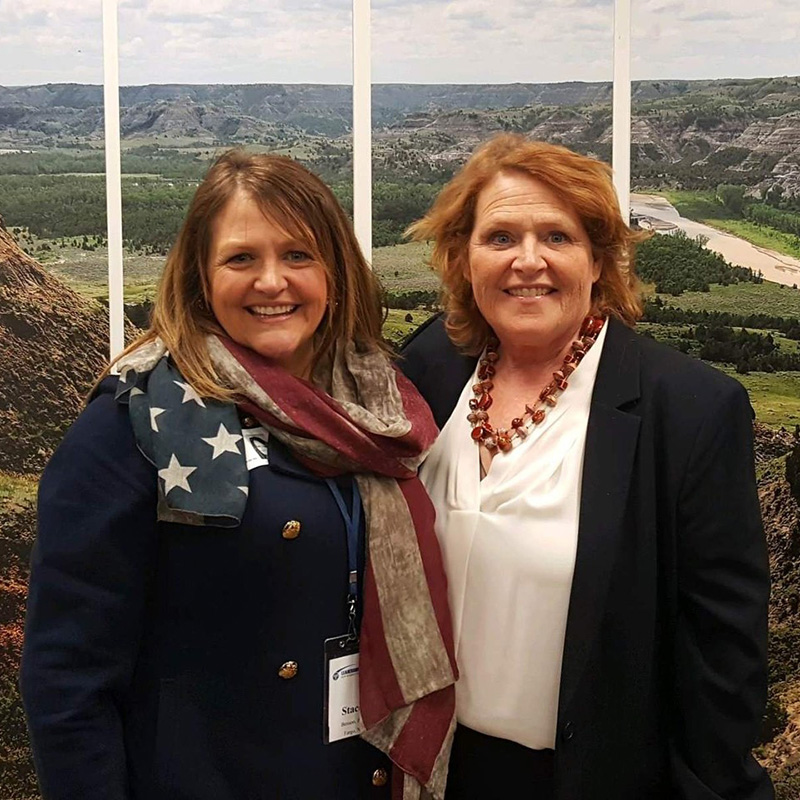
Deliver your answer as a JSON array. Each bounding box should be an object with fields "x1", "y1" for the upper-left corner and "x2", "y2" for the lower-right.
[
  {"x1": 400, "y1": 316, "x2": 774, "y2": 800},
  {"x1": 21, "y1": 378, "x2": 391, "y2": 800}
]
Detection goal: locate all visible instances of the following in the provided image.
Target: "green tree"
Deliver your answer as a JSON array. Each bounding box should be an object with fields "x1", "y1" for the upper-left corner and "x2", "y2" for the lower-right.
[{"x1": 716, "y1": 183, "x2": 746, "y2": 215}]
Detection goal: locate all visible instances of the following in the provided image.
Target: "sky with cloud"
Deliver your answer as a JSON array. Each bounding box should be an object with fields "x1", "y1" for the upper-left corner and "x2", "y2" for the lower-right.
[{"x1": 0, "y1": 0, "x2": 796, "y2": 87}]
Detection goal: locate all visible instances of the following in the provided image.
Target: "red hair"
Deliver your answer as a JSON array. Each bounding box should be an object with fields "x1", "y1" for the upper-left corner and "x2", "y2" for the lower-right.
[{"x1": 407, "y1": 134, "x2": 645, "y2": 354}]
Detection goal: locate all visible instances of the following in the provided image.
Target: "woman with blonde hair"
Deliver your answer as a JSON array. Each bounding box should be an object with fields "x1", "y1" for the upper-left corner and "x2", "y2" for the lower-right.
[
  {"x1": 22, "y1": 150, "x2": 457, "y2": 800},
  {"x1": 402, "y1": 134, "x2": 773, "y2": 799}
]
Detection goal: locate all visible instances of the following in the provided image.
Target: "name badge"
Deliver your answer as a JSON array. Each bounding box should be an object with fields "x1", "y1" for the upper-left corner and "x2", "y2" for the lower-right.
[
  {"x1": 242, "y1": 427, "x2": 270, "y2": 470},
  {"x1": 323, "y1": 635, "x2": 364, "y2": 744}
]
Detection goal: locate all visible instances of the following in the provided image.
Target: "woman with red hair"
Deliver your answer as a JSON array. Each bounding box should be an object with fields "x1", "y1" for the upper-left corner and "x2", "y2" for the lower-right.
[{"x1": 402, "y1": 134, "x2": 773, "y2": 800}]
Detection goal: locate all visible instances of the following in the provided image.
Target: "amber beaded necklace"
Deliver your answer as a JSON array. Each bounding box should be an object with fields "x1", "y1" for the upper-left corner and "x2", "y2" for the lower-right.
[{"x1": 468, "y1": 316, "x2": 605, "y2": 453}]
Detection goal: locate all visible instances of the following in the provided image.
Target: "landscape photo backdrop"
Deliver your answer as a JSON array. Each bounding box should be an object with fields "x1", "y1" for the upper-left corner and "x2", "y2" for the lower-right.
[{"x1": 1, "y1": 76, "x2": 800, "y2": 798}]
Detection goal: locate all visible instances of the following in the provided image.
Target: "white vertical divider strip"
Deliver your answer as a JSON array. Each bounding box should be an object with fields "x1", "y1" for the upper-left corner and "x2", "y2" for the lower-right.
[
  {"x1": 102, "y1": 0, "x2": 125, "y2": 362},
  {"x1": 352, "y1": 0, "x2": 372, "y2": 262},
  {"x1": 612, "y1": 0, "x2": 632, "y2": 221}
]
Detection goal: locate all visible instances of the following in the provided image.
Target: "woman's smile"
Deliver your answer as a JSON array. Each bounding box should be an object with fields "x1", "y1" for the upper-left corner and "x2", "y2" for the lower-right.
[
  {"x1": 246, "y1": 304, "x2": 300, "y2": 318},
  {"x1": 503, "y1": 286, "x2": 556, "y2": 299}
]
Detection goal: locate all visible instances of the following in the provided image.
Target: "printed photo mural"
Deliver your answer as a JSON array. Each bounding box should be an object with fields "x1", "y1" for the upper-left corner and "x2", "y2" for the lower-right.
[{"x1": 1, "y1": 1, "x2": 799, "y2": 797}]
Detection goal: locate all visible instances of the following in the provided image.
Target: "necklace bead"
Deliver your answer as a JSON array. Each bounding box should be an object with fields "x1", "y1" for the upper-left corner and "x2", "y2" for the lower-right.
[{"x1": 467, "y1": 316, "x2": 605, "y2": 453}]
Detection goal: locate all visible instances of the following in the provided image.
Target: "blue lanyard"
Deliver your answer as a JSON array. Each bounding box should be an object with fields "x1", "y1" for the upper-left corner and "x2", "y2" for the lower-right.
[{"x1": 325, "y1": 478, "x2": 362, "y2": 639}]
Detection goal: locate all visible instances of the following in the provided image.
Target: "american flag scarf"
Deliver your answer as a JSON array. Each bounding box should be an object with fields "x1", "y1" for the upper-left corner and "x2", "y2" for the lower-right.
[{"x1": 116, "y1": 335, "x2": 458, "y2": 800}]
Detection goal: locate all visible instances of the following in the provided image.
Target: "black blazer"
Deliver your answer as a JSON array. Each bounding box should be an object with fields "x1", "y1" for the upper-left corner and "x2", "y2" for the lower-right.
[
  {"x1": 21, "y1": 379, "x2": 391, "y2": 800},
  {"x1": 400, "y1": 316, "x2": 774, "y2": 800}
]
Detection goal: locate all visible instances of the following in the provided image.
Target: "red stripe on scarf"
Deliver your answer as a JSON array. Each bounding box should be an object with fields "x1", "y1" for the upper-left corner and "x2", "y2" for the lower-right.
[
  {"x1": 223, "y1": 338, "x2": 437, "y2": 478},
  {"x1": 390, "y1": 685, "x2": 456, "y2": 786}
]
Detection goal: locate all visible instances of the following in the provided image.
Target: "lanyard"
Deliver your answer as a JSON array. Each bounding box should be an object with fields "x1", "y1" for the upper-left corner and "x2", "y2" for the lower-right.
[{"x1": 325, "y1": 478, "x2": 362, "y2": 640}]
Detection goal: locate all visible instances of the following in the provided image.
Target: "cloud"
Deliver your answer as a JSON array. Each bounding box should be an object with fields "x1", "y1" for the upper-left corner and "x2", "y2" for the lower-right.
[
  {"x1": 4, "y1": 0, "x2": 100, "y2": 16},
  {"x1": 0, "y1": 0, "x2": 796, "y2": 86},
  {"x1": 629, "y1": 0, "x2": 799, "y2": 80},
  {"x1": 143, "y1": 0, "x2": 235, "y2": 17},
  {"x1": 684, "y1": 10, "x2": 736, "y2": 21},
  {"x1": 371, "y1": 0, "x2": 446, "y2": 7},
  {"x1": 445, "y1": 1, "x2": 505, "y2": 30},
  {"x1": 119, "y1": 36, "x2": 145, "y2": 58}
]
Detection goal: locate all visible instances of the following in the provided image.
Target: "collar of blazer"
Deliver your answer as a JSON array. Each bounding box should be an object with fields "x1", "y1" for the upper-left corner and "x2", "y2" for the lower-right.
[
  {"x1": 399, "y1": 313, "x2": 642, "y2": 423},
  {"x1": 401, "y1": 314, "x2": 645, "y2": 730},
  {"x1": 558, "y1": 317, "x2": 642, "y2": 725}
]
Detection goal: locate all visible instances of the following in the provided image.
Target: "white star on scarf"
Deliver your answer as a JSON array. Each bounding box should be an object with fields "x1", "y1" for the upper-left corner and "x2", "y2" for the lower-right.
[
  {"x1": 202, "y1": 423, "x2": 243, "y2": 460},
  {"x1": 158, "y1": 454, "x2": 196, "y2": 495},
  {"x1": 173, "y1": 380, "x2": 206, "y2": 407},
  {"x1": 150, "y1": 407, "x2": 166, "y2": 433}
]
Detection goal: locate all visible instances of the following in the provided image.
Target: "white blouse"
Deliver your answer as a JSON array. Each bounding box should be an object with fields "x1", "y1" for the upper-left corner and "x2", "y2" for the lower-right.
[{"x1": 420, "y1": 322, "x2": 608, "y2": 750}]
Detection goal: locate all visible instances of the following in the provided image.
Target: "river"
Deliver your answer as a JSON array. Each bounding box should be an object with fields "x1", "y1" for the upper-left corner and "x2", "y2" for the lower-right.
[{"x1": 630, "y1": 193, "x2": 800, "y2": 288}]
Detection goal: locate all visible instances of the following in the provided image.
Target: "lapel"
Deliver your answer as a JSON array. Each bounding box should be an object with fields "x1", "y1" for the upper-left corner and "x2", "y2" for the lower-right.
[
  {"x1": 429, "y1": 353, "x2": 476, "y2": 430},
  {"x1": 557, "y1": 317, "x2": 642, "y2": 719},
  {"x1": 400, "y1": 314, "x2": 477, "y2": 430}
]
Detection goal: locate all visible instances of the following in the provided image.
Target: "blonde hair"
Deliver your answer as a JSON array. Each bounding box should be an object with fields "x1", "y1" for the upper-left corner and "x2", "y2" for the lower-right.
[
  {"x1": 110, "y1": 150, "x2": 386, "y2": 399},
  {"x1": 407, "y1": 134, "x2": 645, "y2": 354}
]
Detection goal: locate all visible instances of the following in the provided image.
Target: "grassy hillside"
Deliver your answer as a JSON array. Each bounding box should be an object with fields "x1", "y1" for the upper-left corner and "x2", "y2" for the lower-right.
[
  {"x1": 720, "y1": 369, "x2": 800, "y2": 428},
  {"x1": 373, "y1": 241, "x2": 437, "y2": 292},
  {"x1": 657, "y1": 282, "x2": 800, "y2": 317}
]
